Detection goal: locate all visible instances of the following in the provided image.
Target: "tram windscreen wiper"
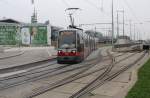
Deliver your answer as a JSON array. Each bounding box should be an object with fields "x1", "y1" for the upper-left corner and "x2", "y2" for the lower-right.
[{"x1": 60, "y1": 44, "x2": 76, "y2": 49}]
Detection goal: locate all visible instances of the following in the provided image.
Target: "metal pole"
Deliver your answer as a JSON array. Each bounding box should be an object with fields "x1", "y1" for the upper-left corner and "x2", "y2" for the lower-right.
[
  {"x1": 137, "y1": 32, "x2": 138, "y2": 40},
  {"x1": 123, "y1": 10, "x2": 125, "y2": 37},
  {"x1": 94, "y1": 27, "x2": 96, "y2": 49},
  {"x1": 134, "y1": 24, "x2": 136, "y2": 40},
  {"x1": 139, "y1": 32, "x2": 141, "y2": 40},
  {"x1": 111, "y1": 0, "x2": 114, "y2": 47},
  {"x1": 117, "y1": 11, "x2": 119, "y2": 38},
  {"x1": 129, "y1": 20, "x2": 132, "y2": 40}
]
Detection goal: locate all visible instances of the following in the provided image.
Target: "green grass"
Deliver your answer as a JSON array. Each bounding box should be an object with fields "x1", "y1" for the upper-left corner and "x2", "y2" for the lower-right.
[{"x1": 126, "y1": 58, "x2": 150, "y2": 98}]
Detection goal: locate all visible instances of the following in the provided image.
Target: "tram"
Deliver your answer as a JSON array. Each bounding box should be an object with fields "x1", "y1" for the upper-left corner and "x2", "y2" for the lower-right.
[{"x1": 57, "y1": 26, "x2": 97, "y2": 63}]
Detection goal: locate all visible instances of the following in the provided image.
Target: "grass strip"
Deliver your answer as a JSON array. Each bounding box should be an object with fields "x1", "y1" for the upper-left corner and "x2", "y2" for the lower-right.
[{"x1": 126, "y1": 58, "x2": 150, "y2": 98}]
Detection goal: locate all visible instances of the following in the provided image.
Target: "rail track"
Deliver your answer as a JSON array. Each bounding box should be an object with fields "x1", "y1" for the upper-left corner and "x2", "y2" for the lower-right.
[
  {"x1": 0, "y1": 48, "x2": 143, "y2": 98},
  {"x1": 0, "y1": 58, "x2": 56, "y2": 74},
  {"x1": 25, "y1": 51, "x2": 143, "y2": 98},
  {"x1": 0, "y1": 48, "x2": 24, "y2": 60},
  {"x1": 0, "y1": 49, "x2": 103, "y2": 91},
  {"x1": 24, "y1": 48, "x2": 113, "y2": 98},
  {"x1": 69, "y1": 51, "x2": 146, "y2": 98}
]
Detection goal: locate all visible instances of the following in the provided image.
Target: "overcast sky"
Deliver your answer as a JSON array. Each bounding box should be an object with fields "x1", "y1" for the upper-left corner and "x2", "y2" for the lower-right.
[{"x1": 0, "y1": 0, "x2": 150, "y2": 40}]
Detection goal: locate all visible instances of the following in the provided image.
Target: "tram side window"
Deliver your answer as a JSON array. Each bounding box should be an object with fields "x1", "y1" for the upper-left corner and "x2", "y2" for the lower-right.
[
  {"x1": 77, "y1": 34, "x2": 81, "y2": 51},
  {"x1": 77, "y1": 34, "x2": 80, "y2": 44},
  {"x1": 88, "y1": 37, "x2": 90, "y2": 47},
  {"x1": 85, "y1": 39, "x2": 88, "y2": 47}
]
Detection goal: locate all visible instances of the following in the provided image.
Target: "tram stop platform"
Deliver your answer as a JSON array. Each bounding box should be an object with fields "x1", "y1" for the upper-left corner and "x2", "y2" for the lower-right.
[{"x1": 0, "y1": 46, "x2": 57, "y2": 70}]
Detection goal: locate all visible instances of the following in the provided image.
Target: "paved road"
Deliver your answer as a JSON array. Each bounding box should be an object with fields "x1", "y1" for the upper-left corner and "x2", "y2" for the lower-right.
[{"x1": 0, "y1": 47, "x2": 56, "y2": 70}]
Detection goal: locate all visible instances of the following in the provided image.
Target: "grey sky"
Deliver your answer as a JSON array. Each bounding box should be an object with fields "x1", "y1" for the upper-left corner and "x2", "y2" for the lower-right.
[{"x1": 0, "y1": 0, "x2": 150, "y2": 39}]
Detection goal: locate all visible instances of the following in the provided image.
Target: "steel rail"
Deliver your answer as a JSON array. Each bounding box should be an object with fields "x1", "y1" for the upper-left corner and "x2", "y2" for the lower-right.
[
  {"x1": 24, "y1": 49, "x2": 111, "y2": 98},
  {"x1": 0, "y1": 58, "x2": 56, "y2": 74},
  {"x1": 25, "y1": 49, "x2": 137, "y2": 98},
  {"x1": 69, "y1": 51, "x2": 146, "y2": 98},
  {"x1": 69, "y1": 49, "x2": 114, "y2": 98},
  {"x1": 0, "y1": 50, "x2": 102, "y2": 90},
  {"x1": 0, "y1": 51, "x2": 25, "y2": 60}
]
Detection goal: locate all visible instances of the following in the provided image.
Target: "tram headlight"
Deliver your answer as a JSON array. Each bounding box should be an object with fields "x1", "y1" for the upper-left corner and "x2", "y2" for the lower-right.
[
  {"x1": 71, "y1": 50, "x2": 76, "y2": 53},
  {"x1": 58, "y1": 50, "x2": 62, "y2": 53}
]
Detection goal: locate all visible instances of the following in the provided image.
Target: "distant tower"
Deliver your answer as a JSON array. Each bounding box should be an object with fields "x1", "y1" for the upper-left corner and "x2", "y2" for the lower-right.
[
  {"x1": 31, "y1": 0, "x2": 38, "y2": 23},
  {"x1": 31, "y1": 9, "x2": 37, "y2": 23}
]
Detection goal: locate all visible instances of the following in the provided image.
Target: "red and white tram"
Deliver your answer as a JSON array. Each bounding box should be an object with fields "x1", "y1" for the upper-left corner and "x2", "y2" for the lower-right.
[{"x1": 57, "y1": 27, "x2": 97, "y2": 63}]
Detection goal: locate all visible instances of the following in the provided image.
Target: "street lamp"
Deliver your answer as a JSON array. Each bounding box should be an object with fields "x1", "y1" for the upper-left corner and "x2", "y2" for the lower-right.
[
  {"x1": 116, "y1": 11, "x2": 119, "y2": 38},
  {"x1": 111, "y1": 0, "x2": 114, "y2": 48},
  {"x1": 129, "y1": 20, "x2": 132, "y2": 40}
]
